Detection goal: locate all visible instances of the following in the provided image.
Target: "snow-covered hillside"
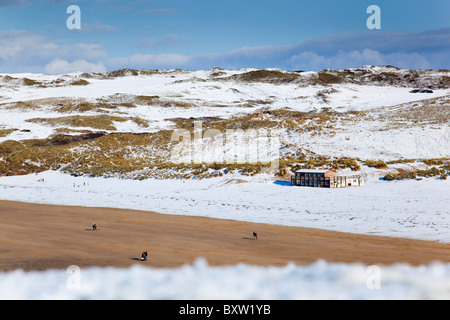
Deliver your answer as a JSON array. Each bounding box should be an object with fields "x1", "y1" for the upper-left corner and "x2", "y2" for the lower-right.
[
  {"x1": 1, "y1": 66, "x2": 448, "y2": 142},
  {"x1": 0, "y1": 67, "x2": 449, "y2": 299},
  {"x1": 0, "y1": 66, "x2": 448, "y2": 242}
]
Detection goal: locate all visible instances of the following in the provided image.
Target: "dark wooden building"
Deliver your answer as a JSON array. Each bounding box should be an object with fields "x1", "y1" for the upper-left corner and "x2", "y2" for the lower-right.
[{"x1": 291, "y1": 169, "x2": 364, "y2": 188}]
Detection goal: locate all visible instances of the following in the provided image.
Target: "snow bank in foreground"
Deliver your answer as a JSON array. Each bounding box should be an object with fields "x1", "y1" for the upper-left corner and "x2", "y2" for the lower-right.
[{"x1": 1, "y1": 259, "x2": 449, "y2": 300}]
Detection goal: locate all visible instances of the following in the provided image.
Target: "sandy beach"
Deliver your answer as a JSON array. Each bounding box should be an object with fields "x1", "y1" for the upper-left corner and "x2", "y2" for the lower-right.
[{"x1": 0, "y1": 200, "x2": 449, "y2": 272}]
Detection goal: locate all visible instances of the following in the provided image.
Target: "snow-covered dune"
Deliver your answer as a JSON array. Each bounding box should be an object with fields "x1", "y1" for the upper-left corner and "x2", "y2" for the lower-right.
[
  {"x1": 1, "y1": 68, "x2": 448, "y2": 113},
  {"x1": 0, "y1": 67, "x2": 449, "y2": 300},
  {"x1": 0, "y1": 67, "x2": 449, "y2": 241}
]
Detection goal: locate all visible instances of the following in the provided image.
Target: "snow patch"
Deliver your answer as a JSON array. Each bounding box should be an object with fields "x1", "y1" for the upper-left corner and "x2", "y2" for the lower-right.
[{"x1": 1, "y1": 259, "x2": 449, "y2": 300}]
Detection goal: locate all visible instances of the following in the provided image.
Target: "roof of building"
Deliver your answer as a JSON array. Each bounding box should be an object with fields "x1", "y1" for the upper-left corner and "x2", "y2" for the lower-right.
[{"x1": 295, "y1": 169, "x2": 335, "y2": 173}]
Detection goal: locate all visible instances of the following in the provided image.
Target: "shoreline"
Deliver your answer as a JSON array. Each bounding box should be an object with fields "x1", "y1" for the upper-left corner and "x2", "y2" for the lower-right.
[{"x1": 0, "y1": 199, "x2": 449, "y2": 272}]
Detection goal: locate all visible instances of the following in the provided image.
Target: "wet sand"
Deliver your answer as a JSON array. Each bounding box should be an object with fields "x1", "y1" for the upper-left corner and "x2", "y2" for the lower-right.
[{"x1": 0, "y1": 200, "x2": 449, "y2": 271}]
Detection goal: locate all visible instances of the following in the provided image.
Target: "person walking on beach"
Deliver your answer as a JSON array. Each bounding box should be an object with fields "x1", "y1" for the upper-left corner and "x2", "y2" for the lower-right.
[
  {"x1": 92, "y1": 223, "x2": 97, "y2": 231},
  {"x1": 141, "y1": 251, "x2": 148, "y2": 261}
]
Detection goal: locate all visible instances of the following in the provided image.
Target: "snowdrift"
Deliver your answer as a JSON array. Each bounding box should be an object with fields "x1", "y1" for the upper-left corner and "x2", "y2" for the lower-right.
[{"x1": 1, "y1": 259, "x2": 449, "y2": 300}]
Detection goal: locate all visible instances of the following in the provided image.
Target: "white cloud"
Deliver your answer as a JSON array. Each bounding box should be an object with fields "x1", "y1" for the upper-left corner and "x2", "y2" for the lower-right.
[
  {"x1": 0, "y1": 28, "x2": 447, "y2": 74},
  {"x1": 0, "y1": 30, "x2": 107, "y2": 73},
  {"x1": 106, "y1": 29, "x2": 448, "y2": 72},
  {"x1": 104, "y1": 47, "x2": 439, "y2": 73},
  {"x1": 288, "y1": 49, "x2": 433, "y2": 71},
  {"x1": 44, "y1": 59, "x2": 106, "y2": 74}
]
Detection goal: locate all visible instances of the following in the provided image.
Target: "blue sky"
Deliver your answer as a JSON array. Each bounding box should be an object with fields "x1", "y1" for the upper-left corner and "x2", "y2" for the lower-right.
[{"x1": 0, "y1": 0, "x2": 449, "y2": 74}]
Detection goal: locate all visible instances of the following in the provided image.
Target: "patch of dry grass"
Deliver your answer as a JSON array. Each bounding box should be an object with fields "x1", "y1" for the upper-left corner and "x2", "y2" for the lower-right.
[
  {"x1": 364, "y1": 160, "x2": 388, "y2": 169},
  {"x1": 224, "y1": 69, "x2": 300, "y2": 83},
  {"x1": 70, "y1": 79, "x2": 90, "y2": 86},
  {"x1": 0, "y1": 101, "x2": 39, "y2": 111},
  {"x1": 23, "y1": 78, "x2": 42, "y2": 86},
  {"x1": 383, "y1": 164, "x2": 449, "y2": 181},
  {"x1": 386, "y1": 97, "x2": 450, "y2": 124},
  {"x1": 0, "y1": 131, "x2": 173, "y2": 177},
  {"x1": 26, "y1": 115, "x2": 149, "y2": 131},
  {"x1": 134, "y1": 95, "x2": 194, "y2": 108},
  {"x1": 0, "y1": 129, "x2": 18, "y2": 138}
]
